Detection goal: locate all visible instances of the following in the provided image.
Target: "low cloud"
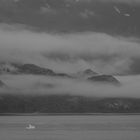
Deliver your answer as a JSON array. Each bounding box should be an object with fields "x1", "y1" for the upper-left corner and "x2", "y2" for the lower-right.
[
  {"x1": 0, "y1": 75, "x2": 140, "y2": 98},
  {"x1": 0, "y1": 24, "x2": 140, "y2": 74},
  {"x1": 0, "y1": 24, "x2": 140, "y2": 98}
]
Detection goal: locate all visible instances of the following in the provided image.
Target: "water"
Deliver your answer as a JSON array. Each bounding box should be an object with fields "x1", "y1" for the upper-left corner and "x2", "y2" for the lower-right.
[{"x1": 0, "y1": 115, "x2": 140, "y2": 140}]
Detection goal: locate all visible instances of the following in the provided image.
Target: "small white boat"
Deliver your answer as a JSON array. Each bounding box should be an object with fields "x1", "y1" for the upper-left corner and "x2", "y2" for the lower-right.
[{"x1": 26, "y1": 124, "x2": 36, "y2": 130}]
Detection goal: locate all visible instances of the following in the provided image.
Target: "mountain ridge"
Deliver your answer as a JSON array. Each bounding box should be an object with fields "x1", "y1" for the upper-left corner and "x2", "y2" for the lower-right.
[
  {"x1": 0, "y1": 94, "x2": 139, "y2": 113},
  {"x1": 0, "y1": 62, "x2": 121, "y2": 86}
]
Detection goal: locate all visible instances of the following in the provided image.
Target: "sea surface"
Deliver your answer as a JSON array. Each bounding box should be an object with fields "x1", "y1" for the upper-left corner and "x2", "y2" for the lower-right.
[{"x1": 0, "y1": 115, "x2": 140, "y2": 140}]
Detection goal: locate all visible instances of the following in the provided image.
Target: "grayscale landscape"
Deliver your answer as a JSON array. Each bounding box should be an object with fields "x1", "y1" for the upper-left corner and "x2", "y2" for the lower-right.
[{"x1": 0, "y1": 0, "x2": 140, "y2": 139}]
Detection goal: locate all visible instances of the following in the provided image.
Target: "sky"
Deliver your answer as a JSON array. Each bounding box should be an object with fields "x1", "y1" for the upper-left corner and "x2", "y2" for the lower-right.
[
  {"x1": 85, "y1": 0, "x2": 140, "y2": 3},
  {"x1": 76, "y1": 0, "x2": 140, "y2": 5}
]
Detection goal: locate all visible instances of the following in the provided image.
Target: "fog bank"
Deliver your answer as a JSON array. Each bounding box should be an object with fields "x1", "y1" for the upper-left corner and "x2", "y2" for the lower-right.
[
  {"x1": 0, "y1": 24, "x2": 140, "y2": 74},
  {"x1": 0, "y1": 75, "x2": 140, "y2": 98}
]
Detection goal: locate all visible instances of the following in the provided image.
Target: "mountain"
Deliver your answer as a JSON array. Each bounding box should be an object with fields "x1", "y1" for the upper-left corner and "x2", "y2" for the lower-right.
[
  {"x1": 0, "y1": 80, "x2": 5, "y2": 87},
  {"x1": 75, "y1": 69, "x2": 98, "y2": 79},
  {"x1": 0, "y1": 63, "x2": 121, "y2": 85},
  {"x1": 0, "y1": 62, "x2": 18, "y2": 74},
  {"x1": 88, "y1": 75, "x2": 121, "y2": 86},
  {"x1": 0, "y1": 94, "x2": 139, "y2": 113},
  {"x1": 0, "y1": 63, "x2": 71, "y2": 78},
  {"x1": 82, "y1": 69, "x2": 98, "y2": 76},
  {"x1": 0, "y1": 63, "x2": 54, "y2": 75},
  {"x1": 15, "y1": 64, "x2": 55, "y2": 75}
]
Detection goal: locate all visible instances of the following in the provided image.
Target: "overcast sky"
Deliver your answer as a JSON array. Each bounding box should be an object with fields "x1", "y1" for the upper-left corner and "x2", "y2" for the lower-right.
[{"x1": 74, "y1": 0, "x2": 140, "y2": 4}]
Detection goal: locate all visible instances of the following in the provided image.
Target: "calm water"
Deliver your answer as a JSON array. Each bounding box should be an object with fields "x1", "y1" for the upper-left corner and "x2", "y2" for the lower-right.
[{"x1": 0, "y1": 115, "x2": 140, "y2": 140}]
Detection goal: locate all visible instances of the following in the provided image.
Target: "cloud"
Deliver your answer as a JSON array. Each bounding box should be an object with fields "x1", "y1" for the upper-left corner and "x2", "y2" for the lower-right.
[
  {"x1": 0, "y1": 24, "x2": 140, "y2": 98},
  {"x1": 0, "y1": 24, "x2": 140, "y2": 74},
  {"x1": 80, "y1": 9, "x2": 95, "y2": 18},
  {"x1": 76, "y1": 0, "x2": 140, "y2": 4},
  {"x1": 40, "y1": 3, "x2": 56, "y2": 14},
  {"x1": 101, "y1": 0, "x2": 140, "y2": 4},
  {"x1": 0, "y1": 24, "x2": 139, "y2": 54},
  {"x1": 1, "y1": 74, "x2": 140, "y2": 98}
]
